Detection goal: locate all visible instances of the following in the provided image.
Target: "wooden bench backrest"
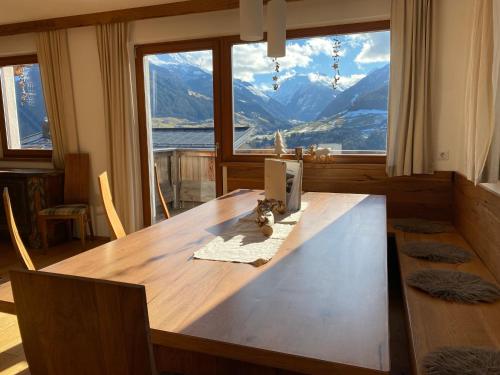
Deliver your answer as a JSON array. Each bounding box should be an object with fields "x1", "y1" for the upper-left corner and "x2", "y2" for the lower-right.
[{"x1": 10, "y1": 269, "x2": 155, "y2": 375}]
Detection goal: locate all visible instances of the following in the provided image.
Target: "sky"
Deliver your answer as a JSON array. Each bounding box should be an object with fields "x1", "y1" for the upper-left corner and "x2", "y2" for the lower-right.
[{"x1": 148, "y1": 30, "x2": 390, "y2": 92}]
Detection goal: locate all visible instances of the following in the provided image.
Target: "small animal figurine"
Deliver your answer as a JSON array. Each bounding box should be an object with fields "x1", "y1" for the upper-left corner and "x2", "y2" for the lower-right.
[
  {"x1": 255, "y1": 199, "x2": 286, "y2": 237},
  {"x1": 306, "y1": 144, "x2": 329, "y2": 161},
  {"x1": 307, "y1": 144, "x2": 317, "y2": 158},
  {"x1": 315, "y1": 147, "x2": 330, "y2": 160}
]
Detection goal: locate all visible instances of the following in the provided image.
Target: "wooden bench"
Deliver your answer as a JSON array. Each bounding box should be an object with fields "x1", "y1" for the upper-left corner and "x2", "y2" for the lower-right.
[{"x1": 389, "y1": 222, "x2": 500, "y2": 375}]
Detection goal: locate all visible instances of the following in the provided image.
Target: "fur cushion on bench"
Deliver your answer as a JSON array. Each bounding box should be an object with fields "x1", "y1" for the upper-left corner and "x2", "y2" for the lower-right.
[
  {"x1": 401, "y1": 242, "x2": 472, "y2": 263},
  {"x1": 407, "y1": 270, "x2": 500, "y2": 304},
  {"x1": 423, "y1": 347, "x2": 500, "y2": 375},
  {"x1": 393, "y1": 218, "x2": 454, "y2": 234}
]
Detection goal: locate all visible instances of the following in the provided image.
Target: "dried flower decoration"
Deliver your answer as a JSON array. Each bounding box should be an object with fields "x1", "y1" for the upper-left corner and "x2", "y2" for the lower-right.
[
  {"x1": 331, "y1": 38, "x2": 341, "y2": 90},
  {"x1": 272, "y1": 58, "x2": 280, "y2": 91},
  {"x1": 13, "y1": 64, "x2": 34, "y2": 106}
]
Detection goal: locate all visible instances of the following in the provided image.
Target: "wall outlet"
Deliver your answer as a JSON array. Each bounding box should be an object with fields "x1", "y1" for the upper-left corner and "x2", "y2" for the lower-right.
[{"x1": 438, "y1": 150, "x2": 450, "y2": 161}]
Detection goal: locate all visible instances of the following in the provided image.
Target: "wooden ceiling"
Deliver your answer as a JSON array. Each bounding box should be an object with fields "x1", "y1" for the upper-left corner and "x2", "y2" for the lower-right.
[{"x1": 0, "y1": 0, "x2": 303, "y2": 37}]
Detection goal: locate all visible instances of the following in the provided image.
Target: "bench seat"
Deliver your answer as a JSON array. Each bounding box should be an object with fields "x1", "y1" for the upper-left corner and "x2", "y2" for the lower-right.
[{"x1": 389, "y1": 222, "x2": 500, "y2": 375}]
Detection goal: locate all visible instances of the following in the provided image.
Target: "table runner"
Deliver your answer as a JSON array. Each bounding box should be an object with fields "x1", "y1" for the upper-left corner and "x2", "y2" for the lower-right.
[{"x1": 194, "y1": 203, "x2": 307, "y2": 266}]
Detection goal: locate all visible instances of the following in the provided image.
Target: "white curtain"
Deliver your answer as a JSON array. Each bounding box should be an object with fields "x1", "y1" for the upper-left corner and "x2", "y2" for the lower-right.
[
  {"x1": 36, "y1": 29, "x2": 80, "y2": 168},
  {"x1": 386, "y1": 0, "x2": 434, "y2": 177},
  {"x1": 464, "y1": 0, "x2": 498, "y2": 184},
  {"x1": 96, "y1": 22, "x2": 141, "y2": 232}
]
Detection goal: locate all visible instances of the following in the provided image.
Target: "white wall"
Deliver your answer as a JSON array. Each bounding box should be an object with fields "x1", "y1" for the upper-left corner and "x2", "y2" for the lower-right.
[
  {"x1": 67, "y1": 27, "x2": 110, "y2": 236},
  {"x1": 0, "y1": 0, "x2": 476, "y2": 234},
  {"x1": 131, "y1": 0, "x2": 390, "y2": 43},
  {"x1": 430, "y1": 0, "x2": 474, "y2": 172}
]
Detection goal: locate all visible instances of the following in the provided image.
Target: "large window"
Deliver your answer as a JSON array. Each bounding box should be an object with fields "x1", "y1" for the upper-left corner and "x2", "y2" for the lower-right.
[
  {"x1": 144, "y1": 50, "x2": 215, "y2": 150},
  {"x1": 231, "y1": 29, "x2": 390, "y2": 155},
  {"x1": 0, "y1": 55, "x2": 51, "y2": 158},
  {"x1": 139, "y1": 43, "x2": 219, "y2": 223}
]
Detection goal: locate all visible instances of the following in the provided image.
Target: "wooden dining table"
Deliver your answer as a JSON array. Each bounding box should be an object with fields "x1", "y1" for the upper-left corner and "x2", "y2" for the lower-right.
[{"x1": 0, "y1": 190, "x2": 389, "y2": 375}]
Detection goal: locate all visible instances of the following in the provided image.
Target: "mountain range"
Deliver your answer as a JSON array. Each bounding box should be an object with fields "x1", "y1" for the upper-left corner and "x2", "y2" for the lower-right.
[{"x1": 148, "y1": 59, "x2": 389, "y2": 151}]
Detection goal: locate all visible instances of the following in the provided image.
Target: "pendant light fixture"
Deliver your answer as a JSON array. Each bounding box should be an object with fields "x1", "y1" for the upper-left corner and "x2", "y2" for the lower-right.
[
  {"x1": 267, "y1": 0, "x2": 287, "y2": 58},
  {"x1": 240, "y1": 0, "x2": 264, "y2": 41}
]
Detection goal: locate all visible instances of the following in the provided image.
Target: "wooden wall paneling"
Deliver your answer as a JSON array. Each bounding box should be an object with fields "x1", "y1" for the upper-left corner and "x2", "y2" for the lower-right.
[
  {"x1": 453, "y1": 174, "x2": 500, "y2": 282},
  {"x1": 225, "y1": 163, "x2": 454, "y2": 220}
]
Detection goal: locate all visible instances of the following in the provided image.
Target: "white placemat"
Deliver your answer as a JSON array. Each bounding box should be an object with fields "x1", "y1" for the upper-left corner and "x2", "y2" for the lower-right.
[{"x1": 193, "y1": 203, "x2": 308, "y2": 266}]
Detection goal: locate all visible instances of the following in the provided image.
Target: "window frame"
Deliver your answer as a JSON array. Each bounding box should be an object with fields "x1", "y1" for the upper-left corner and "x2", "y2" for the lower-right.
[
  {"x1": 0, "y1": 54, "x2": 52, "y2": 160},
  {"x1": 135, "y1": 38, "x2": 224, "y2": 225},
  {"x1": 220, "y1": 21, "x2": 390, "y2": 164}
]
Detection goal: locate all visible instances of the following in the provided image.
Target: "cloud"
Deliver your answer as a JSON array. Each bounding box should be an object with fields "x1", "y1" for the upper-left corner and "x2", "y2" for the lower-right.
[
  {"x1": 348, "y1": 31, "x2": 390, "y2": 64},
  {"x1": 147, "y1": 51, "x2": 213, "y2": 72},
  {"x1": 307, "y1": 73, "x2": 331, "y2": 86},
  {"x1": 183, "y1": 51, "x2": 213, "y2": 72},
  {"x1": 232, "y1": 37, "x2": 342, "y2": 82},
  {"x1": 337, "y1": 74, "x2": 366, "y2": 90},
  {"x1": 307, "y1": 72, "x2": 366, "y2": 90}
]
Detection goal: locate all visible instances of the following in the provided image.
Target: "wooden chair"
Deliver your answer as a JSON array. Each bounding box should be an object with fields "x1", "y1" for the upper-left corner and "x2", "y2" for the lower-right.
[
  {"x1": 10, "y1": 269, "x2": 157, "y2": 375},
  {"x1": 154, "y1": 163, "x2": 171, "y2": 220},
  {"x1": 98, "y1": 171, "x2": 126, "y2": 239},
  {"x1": 3, "y1": 188, "x2": 36, "y2": 271},
  {"x1": 38, "y1": 153, "x2": 94, "y2": 248}
]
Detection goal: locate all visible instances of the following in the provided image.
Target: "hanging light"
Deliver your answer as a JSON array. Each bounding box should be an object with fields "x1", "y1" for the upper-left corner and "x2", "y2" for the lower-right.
[
  {"x1": 240, "y1": 0, "x2": 264, "y2": 41},
  {"x1": 267, "y1": 0, "x2": 287, "y2": 58}
]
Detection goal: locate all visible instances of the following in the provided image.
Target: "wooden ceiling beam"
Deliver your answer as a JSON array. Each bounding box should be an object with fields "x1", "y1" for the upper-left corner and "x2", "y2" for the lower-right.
[{"x1": 0, "y1": 0, "x2": 303, "y2": 37}]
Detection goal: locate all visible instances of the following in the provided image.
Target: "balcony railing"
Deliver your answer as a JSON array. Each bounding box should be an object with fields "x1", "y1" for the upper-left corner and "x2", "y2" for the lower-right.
[{"x1": 153, "y1": 148, "x2": 216, "y2": 221}]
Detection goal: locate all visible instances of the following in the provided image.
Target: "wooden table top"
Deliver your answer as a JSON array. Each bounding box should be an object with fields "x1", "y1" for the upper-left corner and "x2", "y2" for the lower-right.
[{"x1": 0, "y1": 190, "x2": 389, "y2": 375}]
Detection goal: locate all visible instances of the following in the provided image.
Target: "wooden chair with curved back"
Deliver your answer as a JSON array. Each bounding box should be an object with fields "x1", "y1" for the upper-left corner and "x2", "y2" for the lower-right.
[
  {"x1": 3, "y1": 188, "x2": 36, "y2": 271},
  {"x1": 10, "y1": 269, "x2": 157, "y2": 375},
  {"x1": 98, "y1": 171, "x2": 126, "y2": 239},
  {"x1": 154, "y1": 163, "x2": 171, "y2": 220}
]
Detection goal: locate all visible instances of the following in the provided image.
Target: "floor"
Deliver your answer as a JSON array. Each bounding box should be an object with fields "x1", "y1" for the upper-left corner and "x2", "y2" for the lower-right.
[
  {"x1": 0, "y1": 237, "x2": 107, "y2": 375},
  {"x1": 0, "y1": 236, "x2": 412, "y2": 375}
]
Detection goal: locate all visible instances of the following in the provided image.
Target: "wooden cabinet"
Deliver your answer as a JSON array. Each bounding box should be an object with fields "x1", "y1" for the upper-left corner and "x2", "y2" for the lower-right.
[{"x1": 0, "y1": 169, "x2": 64, "y2": 248}]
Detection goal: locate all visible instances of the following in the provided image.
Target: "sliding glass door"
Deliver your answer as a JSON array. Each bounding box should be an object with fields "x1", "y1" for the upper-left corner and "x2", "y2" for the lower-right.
[{"x1": 136, "y1": 40, "x2": 222, "y2": 225}]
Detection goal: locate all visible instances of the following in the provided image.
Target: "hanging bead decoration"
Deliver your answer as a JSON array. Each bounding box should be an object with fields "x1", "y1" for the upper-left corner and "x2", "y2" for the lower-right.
[
  {"x1": 331, "y1": 38, "x2": 341, "y2": 90},
  {"x1": 13, "y1": 65, "x2": 34, "y2": 106},
  {"x1": 272, "y1": 58, "x2": 280, "y2": 91}
]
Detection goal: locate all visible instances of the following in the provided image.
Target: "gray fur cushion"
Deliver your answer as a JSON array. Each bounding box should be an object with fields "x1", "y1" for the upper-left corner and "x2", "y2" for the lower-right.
[
  {"x1": 393, "y1": 218, "x2": 454, "y2": 234},
  {"x1": 401, "y1": 242, "x2": 472, "y2": 263},
  {"x1": 407, "y1": 270, "x2": 500, "y2": 304},
  {"x1": 423, "y1": 347, "x2": 500, "y2": 374}
]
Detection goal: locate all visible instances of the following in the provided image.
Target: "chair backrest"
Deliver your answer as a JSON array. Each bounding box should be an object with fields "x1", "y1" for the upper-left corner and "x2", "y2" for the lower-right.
[
  {"x1": 2, "y1": 188, "x2": 35, "y2": 271},
  {"x1": 154, "y1": 163, "x2": 170, "y2": 220},
  {"x1": 10, "y1": 269, "x2": 156, "y2": 375},
  {"x1": 98, "y1": 171, "x2": 126, "y2": 239},
  {"x1": 64, "y1": 153, "x2": 90, "y2": 204}
]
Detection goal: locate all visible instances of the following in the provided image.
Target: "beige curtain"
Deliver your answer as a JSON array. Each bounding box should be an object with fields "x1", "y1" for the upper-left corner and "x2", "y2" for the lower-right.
[
  {"x1": 36, "y1": 29, "x2": 80, "y2": 168},
  {"x1": 481, "y1": 0, "x2": 500, "y2": 183},
  {"x1": 464, "y1": 0, "x2": 496, "y2": 184},
  {"x1": 96, "y1": 22, "x2": 140, "y2": 232},
  {"x1": 386, "y1": 0, "x2": 433, "y2": 177}
]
